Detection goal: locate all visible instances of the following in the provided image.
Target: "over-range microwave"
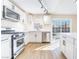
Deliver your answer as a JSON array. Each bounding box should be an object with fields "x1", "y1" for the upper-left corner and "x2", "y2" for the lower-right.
[{"x1": 2, "y1": 5, "x2": 20, "y2": 21}]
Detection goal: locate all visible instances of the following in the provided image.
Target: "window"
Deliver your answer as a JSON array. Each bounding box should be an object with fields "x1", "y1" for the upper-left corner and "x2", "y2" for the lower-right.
[
  {"x1": 62, "y1": 20, "x2": 70, "y2": 32},
  {"x1": 51, "y1": 18, "x2": 71, "y2": 33},
  {"x1": 50, "y1": 18, "x2": 71, "y2": 41}
]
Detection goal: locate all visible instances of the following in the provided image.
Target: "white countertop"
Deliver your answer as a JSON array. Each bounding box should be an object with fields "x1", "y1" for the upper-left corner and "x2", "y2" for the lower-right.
[
  {"x1": 25, "y1": 29, "x2": 51, "y2": 32},
  {"x1": 60, "y1": 33, "x2": 77, "y2": 40}
]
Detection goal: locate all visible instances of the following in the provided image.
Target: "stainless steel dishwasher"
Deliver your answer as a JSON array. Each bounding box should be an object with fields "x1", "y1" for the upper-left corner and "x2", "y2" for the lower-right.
[{"x1": 42, "y1": 32, "x2": 50, "y2": 43}]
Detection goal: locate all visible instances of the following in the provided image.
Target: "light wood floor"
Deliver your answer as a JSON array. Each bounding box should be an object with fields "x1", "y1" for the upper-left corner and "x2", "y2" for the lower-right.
[{"x1": 16, "y1": 43, "x2": 66, "y2": 59}]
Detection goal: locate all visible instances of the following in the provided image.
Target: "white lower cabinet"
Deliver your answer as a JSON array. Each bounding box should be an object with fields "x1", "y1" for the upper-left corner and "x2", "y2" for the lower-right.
[
  {"x1": 1, "y1": 35, "x2": 11, "y2": 59},
  {"x1": 36, "y1": 32, "x2": 42, "y2": 42},
  {"x1": 24, "y1": 33, "x2": 30, "y2": 45},
  {"x1": 1, "y1": 39, "x2": 11, "y2": 59},
  {"x1": 66, "y1": 40, "x2": 73, "y2": 59},
  {"x1": 28, "y1": 31, "x2": 42, "y2": 42},
  {"x1": 60, "y1": 35, "x2": 76, "y2": 59}
]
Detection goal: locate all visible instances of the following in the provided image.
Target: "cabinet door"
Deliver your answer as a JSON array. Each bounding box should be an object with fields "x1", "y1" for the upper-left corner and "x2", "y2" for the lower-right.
[
  {"x1": 29, "y1": 32, "x2": 36, "y2": 42},
  {"x1": 62, "y1": 39, "x2": 66, "y2": 55},
  {"x1": 29, "y1": 32, "x2": 42, "y2": 42},
  {"x1": 60, "y1": 36, "x2": 66, "y2": 54},
  {"x1": 3, "y1": 0, "x2": 13, "y2": 9},
  {"x1": 24, "y1": 33, "x2": 29, "y2": 45},
  {"x1": 46, "y1": 33, "x2": 50, "y2": 42},
  {"x1": 1, "y1": 39, "x2": 11, "y2": 59},
  {"x1": 35, "y1": 32, "x2": 42, "y2": 42},
  {"x1": 73, "y1": 39, "x2": 77, "y2": 59},
  {"x1": 60, "y1": 37, "x2": 63, "y2": 51},
  {"x1": 60, "y1": 35, "x2": 74, "y2": 59},
  {"x1": 66, "y1": 39, "x2": 74, "y2": 59}
]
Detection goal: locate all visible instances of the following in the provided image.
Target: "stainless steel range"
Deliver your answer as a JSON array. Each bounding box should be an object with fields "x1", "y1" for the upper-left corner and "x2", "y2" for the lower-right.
[
  {"x1": 12, "y1": 32, "x2": 25, "y2": 59},
  {"x1": 1, "y1": 28, "x2": 25, "y2": 59}
]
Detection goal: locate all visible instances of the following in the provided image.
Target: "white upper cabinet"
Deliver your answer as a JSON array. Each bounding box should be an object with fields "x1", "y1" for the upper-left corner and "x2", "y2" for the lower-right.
[
  {"x1": 3, "y1": 0, "x2": 13, "y2": 9},
  {"x1": 3, "y1": 0, "x2": 18, "y2": 12},
  {"x1": 15, "y1": 5, "x2": 26, "y2": 23}
]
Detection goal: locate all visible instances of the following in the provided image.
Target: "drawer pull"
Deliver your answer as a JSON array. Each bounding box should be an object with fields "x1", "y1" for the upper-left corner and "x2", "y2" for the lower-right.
[
  {"x1": 63, "y1": 40, "x2": 66, "y2": 46},
  {"x1": 1, "y1": 39, "x2": 8, "y2": 42}
]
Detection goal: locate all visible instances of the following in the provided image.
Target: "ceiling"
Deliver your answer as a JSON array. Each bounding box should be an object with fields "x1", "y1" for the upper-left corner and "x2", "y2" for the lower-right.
[{"x1": 11, "y1": 0, "x2": 77, "y2": 15}]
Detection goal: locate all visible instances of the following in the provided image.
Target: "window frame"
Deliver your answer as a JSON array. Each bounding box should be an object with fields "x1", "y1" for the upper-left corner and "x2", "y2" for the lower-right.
[{"x1": 51, "y1": 18, "x2": 72, "y2": 33}]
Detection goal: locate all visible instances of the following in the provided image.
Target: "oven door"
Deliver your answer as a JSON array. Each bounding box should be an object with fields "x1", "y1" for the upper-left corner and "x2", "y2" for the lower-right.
[{"x1": 13, "y1": 38, "x2": 24, "y2": 55}]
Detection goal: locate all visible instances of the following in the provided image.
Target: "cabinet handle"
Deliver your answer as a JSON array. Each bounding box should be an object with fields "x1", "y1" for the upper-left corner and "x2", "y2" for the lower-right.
[
  {"x1": 1, "y1": 39, "x2": 8, "y2": 42},
  {"x1": 63, "y1": 40, "x2": 66, "y2": 46},
  {"x1": 63, "y1": 36, "x2": 67, "y2": 38},
  {"x1": 35, "y1": 34, "x2": 37, "y2": 37}
]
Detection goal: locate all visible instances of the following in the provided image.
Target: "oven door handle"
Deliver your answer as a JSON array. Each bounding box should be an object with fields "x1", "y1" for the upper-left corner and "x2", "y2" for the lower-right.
[{"x1": 1, "y1": 39, "x2": 8, "y2": 42}]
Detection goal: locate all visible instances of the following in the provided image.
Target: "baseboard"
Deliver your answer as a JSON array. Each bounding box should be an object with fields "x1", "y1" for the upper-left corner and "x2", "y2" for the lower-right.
[
  {"x1": 24, "y1": 42, "x2": 42, "y2": 46},
  {"x1": 24, "y1": 42, "x2": 31, "y2": 46},
  {"x1": 28, "y1": 42, "x2": 42, "y2": 44},
  {"x1": 42, "y1": 42, "x2": 50, "y2": 43},
  {"x1": 24, "y1": 42, "x2": 50, "y2": 46}
]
